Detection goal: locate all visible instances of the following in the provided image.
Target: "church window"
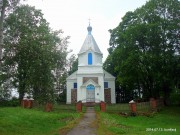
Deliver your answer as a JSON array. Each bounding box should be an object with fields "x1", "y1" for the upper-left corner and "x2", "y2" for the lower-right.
[
  {"x1": 86, "y1": 84, "x2": 95, "y2": 90},
  {"x1": 74, "y1": 83, "x2": 77, "y2": 89},
  {"x1": 104, "y1": 82, "x2": 108, "y2": 88},
  {"x1": 88, "y1": 53, "x2": 92, "y2": 65}
]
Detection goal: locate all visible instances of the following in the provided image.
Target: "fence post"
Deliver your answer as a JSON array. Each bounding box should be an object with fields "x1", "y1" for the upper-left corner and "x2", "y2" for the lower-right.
[
  {"x1": 129, "y1": 100, "x2": 136, "y2": 115},
  {"x1": 27, "y1": 98, "x2": 34, "y2": 108},
  {"x1": 45, "y1": 102, "x2": 53, "y2": 112},
  {"x1": 158, "y1": 97, "x2": 164, "y2": 107},
  {"x1": 150, "y1": 98, "x2": 157, "y2": 111},
  {"x1": 76, "y1": 101, "x2": 82, "y2": 112},
  {"x1": 21, "y1": 98, "x2": 28, "y2": 108},
  {"x1": 100, "y1": 101, "x2": 106, "y2": 112}
]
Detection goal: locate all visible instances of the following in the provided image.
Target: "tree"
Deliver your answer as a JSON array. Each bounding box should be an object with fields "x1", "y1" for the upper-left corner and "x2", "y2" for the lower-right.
[
  {"x1": 68, "y1": 55, "x2": 78, "y2": 75},
  {"x1": 0, "y1": 0, "x2": 20, "y2": 66},
  {"x1": 105, "y1": 0, "x2": 180, "y2": 104},
  {"x1": 3, "y1": 5, "x2": 69, "y2": 104},
  {"x1": 0, "y1": 0, "x2": 21, "y2": 100}
]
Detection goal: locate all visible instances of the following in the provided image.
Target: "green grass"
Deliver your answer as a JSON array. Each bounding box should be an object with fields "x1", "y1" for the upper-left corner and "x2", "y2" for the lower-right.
[
  {"x1": 0, "y1": 105, "x2": 80, "y2": 135},
  {"x1": 1, "y1": 104, "x2": 179, "y2": 135},
  {"x1": 98, "y1": 106, "x2": 180, "y2": 135}
]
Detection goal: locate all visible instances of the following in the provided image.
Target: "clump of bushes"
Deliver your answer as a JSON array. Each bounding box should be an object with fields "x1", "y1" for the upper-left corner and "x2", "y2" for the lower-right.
[{"x1": 0, "y1": 97, "x2": 19, "y2": 107}]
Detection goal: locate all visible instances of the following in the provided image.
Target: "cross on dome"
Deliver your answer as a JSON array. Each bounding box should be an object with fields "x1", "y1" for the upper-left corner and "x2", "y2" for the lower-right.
[{"x1": 88, "y1": 18, "x2": 91, "y2": 25}]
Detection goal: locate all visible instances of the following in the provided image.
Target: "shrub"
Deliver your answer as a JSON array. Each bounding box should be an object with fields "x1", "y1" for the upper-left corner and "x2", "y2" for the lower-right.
[
  {"x1": 170, "y1": 88, "x2": 180, "y2": 106},
  {"x1": 0, "y1": 97, "x2": 19, "y2": 107}
]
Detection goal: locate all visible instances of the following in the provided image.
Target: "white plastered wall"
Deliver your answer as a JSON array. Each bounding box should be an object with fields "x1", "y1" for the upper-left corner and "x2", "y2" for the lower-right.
[
  {"x1": 77, "y1": 76, "x2": 83, "y2": 102},
  {"x1": 95, "y1": 86, "x2": 100, "y2": 102},
  {"x1": 80, "y1": 86, "x2": 86, "y2": 103},
  {"x1": 78, "y1": 51, "x2": 103, "y2": 66},
  {"x1": 98, "y1": 75, "x2": 105, "y2": 101},
  {"x1": 108, "y1": 80, "x2": 116, "y2": 103},
  {"x1": 66, "y1": 80, "x2": 74, "y2": 104}
]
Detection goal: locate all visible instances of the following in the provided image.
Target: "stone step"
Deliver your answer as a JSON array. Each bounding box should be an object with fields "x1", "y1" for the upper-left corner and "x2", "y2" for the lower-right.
[{"x1": 85, "y1": 102, "x2": 95, "y2": 107}]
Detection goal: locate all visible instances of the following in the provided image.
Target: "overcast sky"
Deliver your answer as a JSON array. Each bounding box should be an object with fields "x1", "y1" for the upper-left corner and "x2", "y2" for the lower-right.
[{"x1": 23, "y1": 0, "x2": 148, "y2": 61}]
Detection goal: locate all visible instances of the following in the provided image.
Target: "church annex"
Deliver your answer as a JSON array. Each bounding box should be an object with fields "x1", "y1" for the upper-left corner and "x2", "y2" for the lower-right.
[{"x1": 66, "y1": 24, "x2": 116, "y2": 104}]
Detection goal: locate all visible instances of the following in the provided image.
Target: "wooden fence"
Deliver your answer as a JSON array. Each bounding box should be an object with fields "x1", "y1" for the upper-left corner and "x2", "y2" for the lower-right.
[{"x1": 105, "y1": 99, "x2": 163, "y2": 113}]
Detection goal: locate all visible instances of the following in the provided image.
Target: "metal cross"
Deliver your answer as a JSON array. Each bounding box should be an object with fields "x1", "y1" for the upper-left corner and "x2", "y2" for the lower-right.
[{"x1": 88, "y1": 18, "x2": 91, "y2": 25}]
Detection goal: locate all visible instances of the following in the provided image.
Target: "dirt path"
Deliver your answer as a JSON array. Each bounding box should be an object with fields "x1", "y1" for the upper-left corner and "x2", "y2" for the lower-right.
[{"x1": 67, "y1": 107, "x2": 97, "y2": 135}]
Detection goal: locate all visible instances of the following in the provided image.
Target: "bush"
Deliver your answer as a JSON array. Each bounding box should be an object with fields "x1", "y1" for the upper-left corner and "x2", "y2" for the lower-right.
[
  {"x1": 170, "y1": 88, "x2": 180, "y2": 106},
  {"x1": 0, "y1": 97, "x2": 19, "y2": 107},
  {"x1": 56, "y1": 92, "x2": 66, "y2": 103}
]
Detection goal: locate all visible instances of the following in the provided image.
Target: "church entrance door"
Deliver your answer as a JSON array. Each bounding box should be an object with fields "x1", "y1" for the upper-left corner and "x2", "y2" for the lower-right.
[{"x1": 86, "y1": 84, "x2": 95, "y2": 102}]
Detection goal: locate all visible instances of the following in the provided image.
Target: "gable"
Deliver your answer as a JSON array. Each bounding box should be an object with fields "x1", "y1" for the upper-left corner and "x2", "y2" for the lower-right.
[
  {"x1": 66, "y1": 71, "x2": 77, "y2": 80},
  {"x1": 103, "y1": 70, "x2": 115, "y2": 80},
  {"x1": 83, "y1": 77, "x2": 98, "y2": 84},
  {"x1": 81, "y1": 79, "x2": 100, "y2": 87}
]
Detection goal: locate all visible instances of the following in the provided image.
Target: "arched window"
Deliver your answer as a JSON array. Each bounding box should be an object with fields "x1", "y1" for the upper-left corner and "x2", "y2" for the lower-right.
[
  {"x1": 88, "y1": 53, "x2": 92, "y2": 65},
  {"x1": 86, "y1": 84, "x2": 95, "y2": 90}
]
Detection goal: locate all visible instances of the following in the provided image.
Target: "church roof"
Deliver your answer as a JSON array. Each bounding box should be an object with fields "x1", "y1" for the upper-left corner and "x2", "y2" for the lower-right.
[
  {"x1": 78, "y1": 25, "x2": 102, "y2": 55},
  {"x1": 103, "y1": 70, "x2": 116, "y2": 80},
  {"x1": 66, "y1": 71, "x2": 77, "y2": 80}
]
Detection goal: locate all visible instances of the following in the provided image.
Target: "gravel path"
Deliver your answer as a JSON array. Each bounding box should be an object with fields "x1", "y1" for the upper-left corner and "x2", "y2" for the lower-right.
[{"x1": 67, "y1": 107, "x2": 97, "y2": 135}]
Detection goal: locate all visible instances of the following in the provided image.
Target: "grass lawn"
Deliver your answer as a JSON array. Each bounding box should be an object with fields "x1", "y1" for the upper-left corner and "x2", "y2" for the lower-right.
[
  {"x1": 98, "y1": 105, "x2": 180, "y2": 135},
  {"x1": 0, "y1": 104, "x2": 81, "y2": 135}
]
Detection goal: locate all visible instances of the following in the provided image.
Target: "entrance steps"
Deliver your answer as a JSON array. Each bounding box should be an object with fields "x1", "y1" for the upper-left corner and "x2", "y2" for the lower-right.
[{"x1": 84, "y1": 102, "x2": 96, "y2": 107}]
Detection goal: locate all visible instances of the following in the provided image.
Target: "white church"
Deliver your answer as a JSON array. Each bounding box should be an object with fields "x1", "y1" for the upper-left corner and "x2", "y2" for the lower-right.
[{"x1": 66, "y1": 24, "x2": 116, "y2": 104}]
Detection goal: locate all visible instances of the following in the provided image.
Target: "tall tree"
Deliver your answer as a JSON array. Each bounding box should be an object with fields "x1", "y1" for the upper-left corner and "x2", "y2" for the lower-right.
[
  {"x1": 105, "y1": 0, "x2": 180, "y2": 103},
  {"x1": 0, "y1": 0, "x2": 20, "y2": 66},
  {"x1": 3, "y1": 5, "x2": 69, "y2": 103}
]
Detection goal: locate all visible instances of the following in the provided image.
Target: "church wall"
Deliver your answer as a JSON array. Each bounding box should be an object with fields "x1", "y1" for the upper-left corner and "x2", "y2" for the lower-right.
[
  {"x1": 77, "y1": 76, "x2": 83, "y2": 102},
  {"x1": 98, "y1": 76, "x2": 105, "y2": 101},
  {"x1": 81, "y1": 87, "x2": 87, "y2": 103},
  {"x1": 78, "y1": 66, "x2": 104, "y2": 74},
  {"x1": 94, "y1": 53, "x2": 102, "y2": 65},
  {"x1": 78, "y1": 51, "x2": 102, "y2": 66},
  {"x1": 78, "y1": 51, "x2": 94, "y2": 66},
  {"x1": 109, "y1": 80, "x2": 116, "y2": 103},
  {"x1": 76, "y1": 73, "x2": 105, "y2": 103},
  {"x1": 78, "y1": 53, "x2": 86, "y2": 66},
  {"x1": 95, "y1": 87, "x2": 100, "y2": 102},
  {"x1": 66, "y1": 81, "x2": 74, "y2": 104},
  {"x1": 67, "y1": 73, "x2": 116, "y2": 104}
]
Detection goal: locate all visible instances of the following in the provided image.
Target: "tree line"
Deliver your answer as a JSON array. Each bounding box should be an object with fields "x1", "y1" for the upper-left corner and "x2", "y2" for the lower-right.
[{"x1": 104, "y1": 0, "x2": 180, "y2": 105}]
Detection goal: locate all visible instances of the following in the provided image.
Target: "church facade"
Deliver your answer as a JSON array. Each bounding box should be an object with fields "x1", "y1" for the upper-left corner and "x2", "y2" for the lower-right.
[{"x1": 66, "y1": 25, "x2": 116, "y2": 104}]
